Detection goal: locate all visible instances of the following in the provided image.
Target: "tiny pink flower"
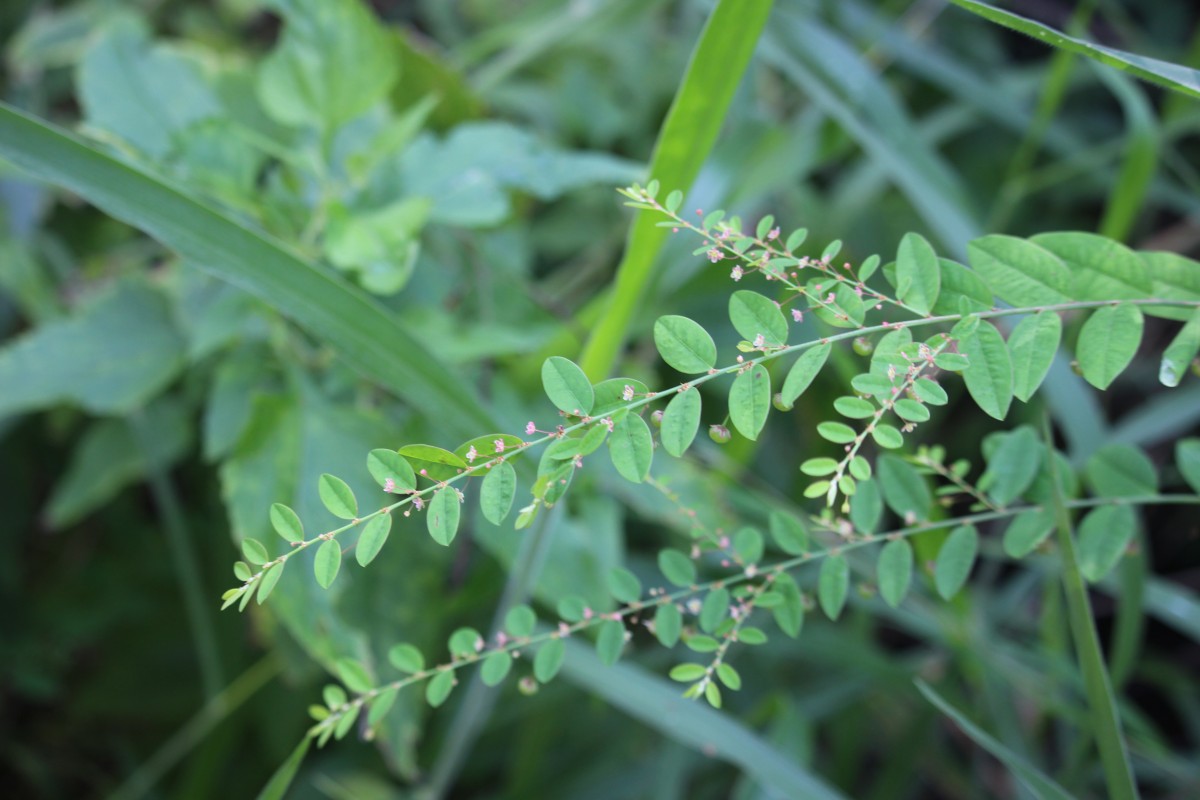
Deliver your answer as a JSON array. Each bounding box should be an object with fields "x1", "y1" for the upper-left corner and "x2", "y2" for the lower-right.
[
  {"x1": 767, "y1": 226, "x2": 780, "y2": 240},
  {"x1": 730, "y1": 265, "x2": 744, "y2": 281},
  {"x1": 494, "y1": 439, "x2": 505, "y2": 453},
  {"x1": 602, "y1": 417, "x2": 615, "y2": 432},
  {"x1": 558, "y1": 622, "x2": 571, "y2": 636},
  {"x1": 622, "y1": 384, "x2": 635, "y2": 401},
  {"x1": 383, "y1": 477, "x2": 396, "y2": 493},
  {"x1": 465, "y1": 446, "x2": 478, "y2": 463},
  {"x1": 753, "y1": 334, "x2": 765, "y2": 348},
  {"x1": 413, "y1": 496, "x2": 424, "y2": 511},
  {"x1": 707, "y1": 248, "x2": 723, "y2": 263},
  {"x1": 583, "y1": 607, "x2": 594, "y2": 620},
  {"x1": 525, "y1": 421, "x2": 537, "y2": 435},
  {"x1": 792, "y1": 308, "x2": 803, "y2": 323}
]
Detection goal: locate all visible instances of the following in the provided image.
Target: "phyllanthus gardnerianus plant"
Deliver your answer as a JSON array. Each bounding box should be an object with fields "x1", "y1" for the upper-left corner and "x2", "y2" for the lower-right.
[{"x1": 222, "y1": 181, "x2": 1200, "y2": 767}]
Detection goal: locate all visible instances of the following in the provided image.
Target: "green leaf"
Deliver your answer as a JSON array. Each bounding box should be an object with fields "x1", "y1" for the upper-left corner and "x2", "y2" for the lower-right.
[
  {"x1": 729, "y1": 364, "x2": 771, "y2": 440},
  {"x1": 314, "y1": 539, "x2": 342, "y2": 589},
  {"x1": 545, "y1": 426, "x2": 608, "y2": 461},
  {"x1": 355, "y1": 514, "x2": 391, "y2": 567},
  {"x1": 256, "y1": 561, "x2": 285, "y2": 604},
  {"x1": 654, "y1": 603, "x2": 683, "y2": 647},
  {"x1": 534, "y1": 638, "x2": 566, "y2": 683},
  {"x1": 318, "y1": 474, "x2": 358, "y2": 520},
  {"x1": 772, "y1": 573, "x2": 805, "y2": 638},
  {"x1": 367, "y1": 686, "x2": 398, "y2": 727},
  {"x1": 959, "y1": 320, "x2": 1013, "y2": 420},
  {"x1": 817, "y1": 421, "x2": 857, "y2": 444},
  {"x1": 1160, "y1": 309, "x2": 1200, "y2": 387},
  {"x1": 916, "y1": 680, "x2": 1075, "y2": 800},
  {"x1": 0, "y1": 279, "x2": 185, "y2": 417},
  {"x1": 367, "y1": 449, "x2": 417, "y2": 492},
  {"x1": 448, "y1": 628, "x2": 482, "y2": 658},
  {"x1": 335, "y1": 657, "x2": 373, "y2": 693},
  {"x1": 913, "y1": 378, "x2": 948, "y2": 405},
  {"x1": 541, "y1": 356, "x2": 595, "y2": 416},
  {"x1": 1002, "y1": 508, "x2": 1055, "y2": 558},
  {"x1": 480, "y1": 461, "x2": 517, "y2": 525},
  {"x1": 1178, "y1": 439, "x2": 1200, "y2": 494},
  {"x1": 833, "y1": 396, "x2": 875, "y2": 419},
  {"x1": 669, "y1": 663, "x2": 708, "y2": 682},
  {"x1": 480, "y1": 651, "x2": 513, "y2": 687},
  {"x1": 877, "y1": 455, "x2": 932, "y2": 521},
  {"x1": 892, "y1": 399, "x2": 930, "y2": 423},
  {"x1": 871, "y1": 425, "x2": 904, "y2": 449},
  {"x1": 1032, "y1": 232, "x2": 1150, "y2": 302},
  {"x1": 388, "y1": 643, "x2": 425, "y2": 674},
  {"x1": 427, "y1": 488, "x2": 461, "y2": 546},
  {"x1": 398, "y1": 444, "x2": 469, "y2": 483},
  {"x1": 608, "y1": 413, "x2": 653, "y2": 483},
  {"x1": 932, "y1": 258, "x2": 994, "y2": 316},
  {"x1": 935, "y1": 525, "x2": 979, "y2": 600},
  {"x1": 781, "y1": 343, "x2": 831, "y2": 404},
  {"x1": 607, "y1": 567, "x2": 643, "y2": 604},
  {"x1": 324, "y1": 198, "x2": 428, "y2": 296},
  {"x1": 591, "y1": 378, "x2": 651, "y2": 417},
  {"x1": 257, "y1": 0, "x2": 399, "y2": 130},
  {"x1": 818, "y1": 555, "x2": 849, "y2": 620},
  {"x1": 733, "y1": 528, "x2": 765, "y2": 564},
  {"x1": 968, "y1": 235, "x2": 1071, "y2": 308},
  {"x1": 1007, "y1": 313, "x2": 1063, "y2": 402},
  {"x1": 1077, "y1": 304, "x2": 1144, "y2": 390},
  {"x1": 242, "y1": 538, "x2": 269, "y2": 566},
  {"x1": 769, "y1": 511, "x2": 809, "y2": 555},
  {"x1": 654, "y1": 315, "x2": 718, "y2": 373},
  {"x1": 1085, "y1": 444, "x2": 1157, "y2": 498},
  {"x1": 254, "y1": 737, "x2": 311, "y2": 800},
  {"x1": 505, "y1": 605, "x2": 537, "y2": 639},
  {"x1": 876, "y1": 539, "x2": 913, "y2": 608},
  {"x1": 978, "y1": 426, "x2": 1042, "y2": 506},
  {"x1": 661, "y1": 389, "x2": 703, "y2": 458},
  {"x1": 729, "y1": 290, "x2": 788, "y2": 346},
  {"x1": 425, "y1": 670, "x2": 455, "y2": 708},
  {"x1": 700, "y1": 588, "x2": 730, "y2": 633},
  {"x1": 1078, "y1": 505, "x2": 1138, "y2": 583},
  {"x1": 0, "y1": 104, "x2": 497, "y2": 442},
  {"x1": 270, "y1": 503, "x2": 304, "y2": 543},
  {"x1": 596, "y1": 619, "x2": 626, "y2": 666},
  {"x1": 895, "y1": 233, "x2": 940, "y2": 315},
  {"x1": 658, "y1": 549, "x2": 696, "y2": 587}
]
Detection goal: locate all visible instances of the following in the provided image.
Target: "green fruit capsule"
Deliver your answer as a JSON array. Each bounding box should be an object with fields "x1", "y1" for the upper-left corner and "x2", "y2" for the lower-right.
[
  {"x1": 852, "y1": 336, "x2": 874, "y2": 356},
  {"x1": 773, "y1": 392, "x2": 793, "y2": 412},
  {"x1": 709, "y1": 424, "x2": 732, "y2": 444}
]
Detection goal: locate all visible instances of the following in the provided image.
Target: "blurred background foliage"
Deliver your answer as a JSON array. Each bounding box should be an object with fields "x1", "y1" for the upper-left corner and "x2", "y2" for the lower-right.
[{"x1": 1, "y1": 0, "x2": 1198, "y2": 797}]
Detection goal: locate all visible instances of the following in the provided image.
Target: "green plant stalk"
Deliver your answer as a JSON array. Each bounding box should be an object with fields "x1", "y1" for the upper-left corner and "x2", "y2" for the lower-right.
[
  {"x1": 1042, "y1": 415, "x2": 1140, "y2": 800},
  {"x1": 1096, "y1": 67, "x2": 1159, "y2": 242},
  {"x1": 131, "y1": 410, "x2": 223, "y2": 700},
  {"x1": 578, "y1": 0, "x2": 773, "y2": 381}
]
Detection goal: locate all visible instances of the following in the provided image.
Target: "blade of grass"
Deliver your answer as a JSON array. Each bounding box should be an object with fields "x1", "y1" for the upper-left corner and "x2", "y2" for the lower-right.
[
  {"x1": 0, "y1": 103, "x2": 495, "y2": 439},
  {"x1": 946, "y1": 0, "x2": 1200, "y2": 101},
  {"x1": 560, "y1": 637, "x2": 847, "y2": 800},
  {"x1": 1096, "y1": 67, "x2": 1159, "y2": 242},
  {"x1": 578, "y1": 0, "x2": 774, "y2": 380},
  {"x1": 1041, "y1": 414, "x2": 1139, "y2": 800},
  {"x1": 916, "y1": 679, "x2": 1075, "y2": 800}
]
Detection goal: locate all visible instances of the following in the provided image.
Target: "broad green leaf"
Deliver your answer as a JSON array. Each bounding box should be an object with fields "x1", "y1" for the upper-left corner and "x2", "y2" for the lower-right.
[
  {"x1": 534, "y1": 638, "x2": 566, "y2": 683},
  {"x1": 967, "y1": 235, "x2": 1071, "y2": 308},
  {"x1": 480, "y1": 461, "x2": 517, "y2": 525},
  {"x1": 323, "y1": 198, "x2": 428, "y2": 296},
  {"x1": 700, "y1": 588, "x2": 730, "y2": 633},
  {"x1": 1179, "y1": 439, "x2": 1200, "y2": 494},
  {"x1": 945, "y1": 0, "x2": 1200, "y2": 102},
  {"x1": 716, "y1": 664, "x2": 742, "y2": 691},
  {"x1": 242, "y1": 538, "x2": 269, "y2": 565},
  {"x1": 654, "y1": 603, "x2": 683, "y2": 647},
  {"x1": 877, "y1": 539, "x2": 913, "y2": 608},
  {"x1": 895, "y1": 232, "x2": 940, "y2": 315},
  {"x1": 670, "y1": 663, "x2": 708, "y2": 682},
  {"x1": 448, "y1": 628, "x2": 482, "y2": 658},
  {"x1": 578, "y1": 0, "x2": 774, "y2": 379},
  {"x1": 978, "y1": 426, "x2": 1041, "y2": 506},
  {"x1": 871, "y1": 425, "x2": 904, "y2": 449},
  {"x1": 607, "y1": 567, "x2": 643, "y2": 604},
  {"x1": 480, "y1": 651, "x2": 513, "y2": 687},
  {"x1": 1161, "y1": 309, "x2": 1200, "y2": 387},
  {"x1": 772, "y1": 573, "x2": 804, "y2": 638},
  {"x1": 335, "y1": 657, "x2": 373, "y2": 693},
  {"x1": 654, "y1": 315, "x2": 717, "y2": 373},
  {"x1": 397, "y1": 444, "x2": 468, "y2": 482},
  {"x1": 734, "y1": 527, "x2": 765, "y2": 564},
  {"x1": 892, "y1": 399, "x2": 930, "y2": 422},
  {"x1": 850, "y1": 478, "x2": 883, "y2": 534},
  {"x1": 318, "y1": 474, "x2": 358, "y2": 520},
  {"x1": 545, "y1": 426, "x2": 609, "y2": 462},
  {"x1": 1142, "y1": 251, "x2": 1200, "y2": 321},
  {"x1": 661, "y1": 389, "x2": 703, "y2": 457},
  {"x1": 425, "y1": 670, "x2": 455, "y2": 708},
  {"x1": 427, "y1": 488, "x2": 461, "y2": 546},
  {"x1": 355, "y1": 514, "x2": 391, "y2": 567},
  {"x1": 257, "y1": 0, "x2": 399, "y2": 130},
  {"x1": 806, "y1": 280, "x2": 866, "y2": 329},
  {"x1": 542, "y1": 356, "x2": 595, "y2": 416},
  {"x1": 455, "y1": 434, "x2": 525, "y2": 465},
  {"x1": 728, "y1": 364, "x2": 771, "y2": 440},
  {"x1": 388, "y1": 643, "x2": 425, "y2": 674},
  {"x1": 1076, "y1": 303, "x2": 1143, "y2": 390},
  {"x1": 801, "y1": 458, "x2": 839, "y2": 476},
  {"x1": 314, "y1": 538, "x2": 342, "y2": 588},
  {"x1": 592, "y1": 378, "x2": 651, "y2": 417},
  {"x1": 608, "y1": 413, "x2": 653, "y2": 483},
  {"x1": 769, "y1": 511, "x2": 809, "y2": 555},
  {"x1": 913, "y1": 378, "x2": 948, "y2": 405},
  {"x1": 877, "y1": 455, "x2": 932, "y2": 521},
  {"x1": 833, "y1": 396, "x2": 875, "y2": 419},
  {"x1": 1085, "y1": 444, "x2": 1157, "y2": 498},
  {"x1": 1079, "y1": 505, "x2": 1138, "y2": 582},
  {"x1": 932, "y1": 258, "x2": 994, "y2": 315},
  {"x1": 658, "y1": 549, "x2": 696, "y2": 587},
  {"x1": 596, "y1": 619, "x2": 626, "y2": 666},
  {"x1": 781, "y1": 343, "x2": 831, "y2": 404},
  {"x1": 729, "y1": 290, "x2": 788, "y2": 346},
  {"x1": 367, "y1": 449, "x2": 417, "y2": 492},
  {"x1": 270, "y1": 503, "x2": 304, "y2": 543},
  {"x1": 1007, "y1": 313, "x2": 1062, "y2": 402},
  {"x1": 1032, "y1": 232, "x2": 1150, "y2": 301},
  {"x1": 1002, "y1": 508, "x2": 1055, "y2": 558},
  {"x1": 505, "y1": 606, "x2": 536, "y2": 639},
  {"x1": 817, "y1": 421, "x2": 857, "y2": 444},
  {"x1": 0, "y1": 104, "x2": 497, "y2": 443},
  {"x1": 818, "y1": 555, "x2": 849, "y2": 620},
  {"x1": 958, "y1": 320, "x2": 1013, "y2": 420},
  {"x1": 257, "y1": 561, "x2": 285, "y2": 604},
  {"x1": 0, "y1": 279, "x2": 185, "y2": 417},
  {"x1": 935, "y1": 525, "x2": 978, "y2": 600},
  {"x1": 367, "y1": 687, "x2": 398, "y2": 727},
  {"x1": 254, "y1": 737, "x2": 311, "y2": 800}
]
